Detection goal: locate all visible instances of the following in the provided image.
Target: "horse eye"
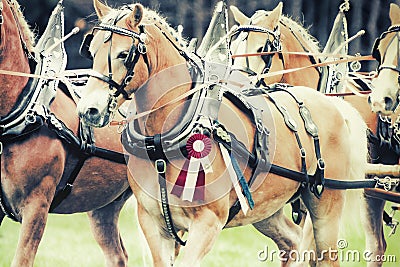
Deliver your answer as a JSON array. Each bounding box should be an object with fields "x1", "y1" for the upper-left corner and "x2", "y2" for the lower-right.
[{"x1": 117, "y1": 51, "x2": 129, "y2": 59}]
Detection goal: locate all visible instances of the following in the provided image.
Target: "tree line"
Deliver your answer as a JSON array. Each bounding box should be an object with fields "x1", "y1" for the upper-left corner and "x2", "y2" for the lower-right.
[{"x1": 18, "y1": 0, "x2": 399, "y2": 70}]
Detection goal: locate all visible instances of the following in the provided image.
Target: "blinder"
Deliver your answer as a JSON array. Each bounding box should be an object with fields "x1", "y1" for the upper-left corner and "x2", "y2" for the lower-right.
[
  {"x1": 371, "y1": 25, "x2": 400, "y2": 66},
  {"x1": 230, "y1": 25, "x2": 282, "y2": 85},
  {"x1": 79, "y1": 33, "x2": 94, "y2": 60},
  {"x1": 260, "y1": 33, "x2": 281, "y2": 74},
  {"x1": 124, "y1": 43, "x2": 137, "y2": 68},
  {"x1": 371, "y1": 37, "x2": 381, "y2": 63}
]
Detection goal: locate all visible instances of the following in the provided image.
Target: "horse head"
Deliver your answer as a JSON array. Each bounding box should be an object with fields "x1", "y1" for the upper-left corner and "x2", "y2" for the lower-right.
[
  {"x1": 229, "y1": 2, "x2": 320, "y2": 89},
  {"x1": 77, "y1": 0, "x2": 192, "y2": 129},
  {"x1": 230, "y1": 3, "x2": 283, "y2": 85},
  {"x1": 76, "y1": 0, "x2": 147, "y2": 127},
  {"x1": 369, "y1": 3, "x2": 400, "y2": 115}
]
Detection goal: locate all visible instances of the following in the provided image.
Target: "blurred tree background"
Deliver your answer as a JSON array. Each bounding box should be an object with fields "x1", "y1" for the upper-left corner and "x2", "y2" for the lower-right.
[{"x1": 16, "y1": 0, "x2": 400, "y2": 70}]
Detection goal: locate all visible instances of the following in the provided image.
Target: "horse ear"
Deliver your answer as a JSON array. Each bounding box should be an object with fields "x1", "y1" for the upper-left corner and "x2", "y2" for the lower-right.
[
  {"x1": 230, "y1": 6, "x2": 249, "y2": 25},
  {"x1": 269, "y1": 2, "x2": 283, "y2": 28},
  {"x1": 127, "y1": 4, "x2": 144, "y2": 28},
  {"x1": 389, "y1": 3, "x2": 400, "y2": 25},
  {"x1": 93, "y1": 0, "x2": 112, "y2": 19}
]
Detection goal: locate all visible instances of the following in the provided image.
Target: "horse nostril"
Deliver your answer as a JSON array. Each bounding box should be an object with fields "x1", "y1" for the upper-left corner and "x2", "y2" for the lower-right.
[
  {"x1": 86, "y1": 107, "x2": 100, "y2": 117},
  {"x1": 367, "y1": 95, "x2": 372, "y2": 105},
  {"x1": 384, "y1": 97, "x2": 394, "y2": 111}
]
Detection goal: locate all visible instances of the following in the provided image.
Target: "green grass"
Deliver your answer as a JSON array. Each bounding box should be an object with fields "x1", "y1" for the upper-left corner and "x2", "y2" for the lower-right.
[{"x1": 0, "y1": 200, "x2": 399, "y2": 266}]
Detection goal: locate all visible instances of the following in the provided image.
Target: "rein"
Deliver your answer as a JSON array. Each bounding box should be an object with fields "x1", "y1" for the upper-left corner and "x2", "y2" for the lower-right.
[
  {"x1": 232, "y1": 51, "x2": 358, "y2": 59},
  {"x1": 233, "y1": 53, "x2": 374, "y2": 79}
]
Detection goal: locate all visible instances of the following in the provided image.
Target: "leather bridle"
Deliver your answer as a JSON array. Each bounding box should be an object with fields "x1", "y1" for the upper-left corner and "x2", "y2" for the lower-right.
[
  {"x1": 372, "y1": 25, "x2": 400, "y2": 74},
  {"x1": 371, "y1": 25, "x2": 400, "y2": 112},
  {"x1": 230, "y1": 24, "x2": 282, "y2": 87},
  {"x1": 79, "y1": 14, "x2": 150, "y2": 101}
]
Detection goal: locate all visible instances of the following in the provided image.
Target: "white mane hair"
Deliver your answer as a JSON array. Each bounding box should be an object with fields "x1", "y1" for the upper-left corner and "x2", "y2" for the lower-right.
[
  {"x1": 9, "y1": 0, "x2": 36, "y2": 51},
  {"x1": 99, "y1": 4, "x2": 188, "y2": 50},
  {"x1": 252, "y1": 10, "x2": 321, "y2": 54}
]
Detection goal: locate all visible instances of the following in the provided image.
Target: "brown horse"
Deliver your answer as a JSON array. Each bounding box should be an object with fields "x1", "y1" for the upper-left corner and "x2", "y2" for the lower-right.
[
  {"x1": 230, "y1": 3, "x2": 400, "y2": 267},
  {"x1": 77, "y1": 1, "x2": 368, "y2": 266},
  {"x1": 0, "y1": 1, "x2": 132, "y2": 266}
]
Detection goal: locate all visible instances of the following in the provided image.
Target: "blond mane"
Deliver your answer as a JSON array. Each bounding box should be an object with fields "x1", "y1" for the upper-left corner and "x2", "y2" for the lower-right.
[
  {"x1": 252, "y1": 10, "x2": 321, "y2": 54},
  {"x1": 8, "y1": 0, "x2": 35, "y2": 51}
]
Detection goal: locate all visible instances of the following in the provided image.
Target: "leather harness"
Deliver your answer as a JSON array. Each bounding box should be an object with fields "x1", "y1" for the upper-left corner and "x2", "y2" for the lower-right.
[
  {"x1": 85, "y1": 12, "x2": 383, "y2": 246},
  {"x1": 0, "y1": 2, "x2": 131, "y2": 221}
]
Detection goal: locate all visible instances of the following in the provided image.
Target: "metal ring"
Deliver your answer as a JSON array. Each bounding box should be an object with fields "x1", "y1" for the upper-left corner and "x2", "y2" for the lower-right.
[
  {"x1": 108, "y1": 97, "x2": 118, "y2": 112},
  {"x1": 117, "y1": 124, "x2": 126, "y2": 134},
  {"x1": 25, "y1": 112, "x2": 36, "y2": 124},
  {"x1": 300, "y1": 148, "x2": 306, "y2": 158},
  {"x1": 138, "y1": 43, "x2": 147, "y2": 54},
  {"x1": 124, "y1": 75, "x2": 133, "y2": 85},
  {"x1": 155, "y1": 159, "x2": 166, "y2": 174}
]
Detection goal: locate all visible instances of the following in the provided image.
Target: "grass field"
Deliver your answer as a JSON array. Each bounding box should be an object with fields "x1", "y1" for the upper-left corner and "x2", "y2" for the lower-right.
[{"x1": 0, "y1": 199, "x2": 399, "y2": 266}]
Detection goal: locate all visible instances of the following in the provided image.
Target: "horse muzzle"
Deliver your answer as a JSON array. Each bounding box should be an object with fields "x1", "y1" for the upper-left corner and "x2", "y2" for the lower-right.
[
  {"x1": 368, "y1": 93, "x2": 399, "y2": 115},
  {"x1": 77, "y1": 102, "x2": 111, "y2": 128}
]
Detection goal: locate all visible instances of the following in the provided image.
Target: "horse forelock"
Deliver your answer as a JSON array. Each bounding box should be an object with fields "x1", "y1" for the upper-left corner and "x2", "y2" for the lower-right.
[{"x1": 5, "y1": 0, "x2": 35, "y2": 51}]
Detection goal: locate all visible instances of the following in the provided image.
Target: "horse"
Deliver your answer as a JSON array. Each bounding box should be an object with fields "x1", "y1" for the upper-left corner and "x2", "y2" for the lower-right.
[
  {"x1": 229, "y1": 2, "x2": 377, "y2": 131},
  {"x1": 229, "y1": 3, "x2": 398, "y2": 266},
  {"x1": 0, "y1": 1, "x2": 133, "y2": 266},
  {"x1": 77, "y1": 1, "x2": 368, "y2": 266},
  {"x1": 367, "y1": 3, "x2": 400, "y2": 265}
]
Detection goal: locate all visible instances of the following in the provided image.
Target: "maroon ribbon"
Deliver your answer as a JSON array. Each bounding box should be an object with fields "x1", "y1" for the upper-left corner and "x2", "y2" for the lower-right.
[{"x1": 171, "y1": 134, "x2": 211, "y2": 202}]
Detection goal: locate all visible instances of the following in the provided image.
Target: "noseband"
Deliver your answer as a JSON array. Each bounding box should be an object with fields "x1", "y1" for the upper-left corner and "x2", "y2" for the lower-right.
[{"x1": 79, "y1": 16, "x2": 150, "y2": 101}]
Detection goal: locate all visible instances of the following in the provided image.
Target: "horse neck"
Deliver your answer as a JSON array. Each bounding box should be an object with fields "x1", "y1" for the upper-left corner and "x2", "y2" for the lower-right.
[
  {"x1": 134, "y1": 29, "x2": 192, "y2": 136},
  {"x1": 0, "y1": 1, "x2": 31, "y2": 117},
  {"x1": 279, "y1": 25, "x2": 320, "y2": 89}
]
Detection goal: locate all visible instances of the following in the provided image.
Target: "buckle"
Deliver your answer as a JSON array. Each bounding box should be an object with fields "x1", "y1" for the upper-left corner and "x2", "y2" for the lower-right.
[
  {"x1": 300, "y1": 148, "x2": 306, "y2": 158},
  {"x1": 155, "y1": 159, "x2": 166, "y2": 174},
  {"x1": 317, "y1": 158, "x2": 325, "y2": 170}
]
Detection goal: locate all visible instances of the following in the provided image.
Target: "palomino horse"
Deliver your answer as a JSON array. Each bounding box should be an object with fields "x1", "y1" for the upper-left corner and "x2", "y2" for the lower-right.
[
  {"x1": 229, "y1": 2, "x2": 377, "y2": 131},
  {"x1": 0, "y1": 1, "x2": 132, "y2": 266},
  {"x1": 77, "y1": 1, "x2": 367, "y2": 266},
  {"x1": 367, "y1": 3, "x2": 400, "y2": 265},
  {"x1": 230, "y1": 3, "x2": 398, "y2": 266}
]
